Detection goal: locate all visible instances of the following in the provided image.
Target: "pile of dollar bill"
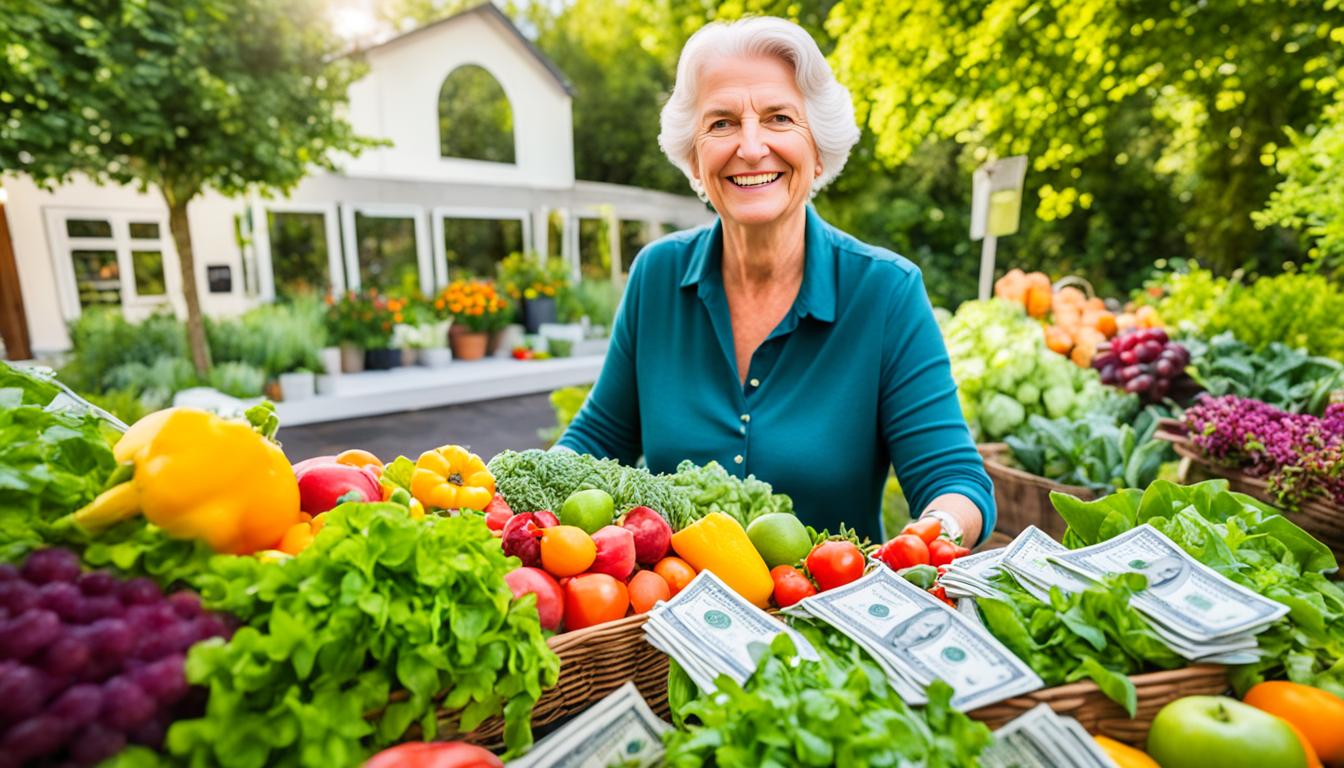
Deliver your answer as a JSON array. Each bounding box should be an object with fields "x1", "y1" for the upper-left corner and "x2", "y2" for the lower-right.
[
  {"x1": 507, "y1": 682, "x2": 670, "y2": 768},
  {"x1": 980, "y1": 704, "x2": 1119, "y2": 768},
  {"x1": 943, "y1": 524, "x2": 1289, "y2": 664},
  {"x1": 642, "y1": 570, "x2": 819, "y2": 693},
  {"x1": 782, "y1": 566, "x2": 1043, "y2": 710}
]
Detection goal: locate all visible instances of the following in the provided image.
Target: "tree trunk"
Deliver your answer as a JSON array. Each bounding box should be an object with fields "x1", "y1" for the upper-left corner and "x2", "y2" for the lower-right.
[{"x1": 164, "y1": 191, "x2": 212, "y2": 376}]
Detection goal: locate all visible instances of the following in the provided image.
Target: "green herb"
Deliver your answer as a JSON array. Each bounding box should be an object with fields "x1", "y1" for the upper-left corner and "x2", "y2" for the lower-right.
[
  {"x1": 1004, "y1": 408, "x2": 1173, "y2": 495},
  {"x1": 165, "y1": 503, "x2": 559, "y2": 766},
  {"x1": 487, "y1": 449, "x2": 691, "y2": 525},
  {"x1": 1183, "y1": 332, "x2": 1344, "y2": 415},
  {"x1": 663, "y1": 621, "x2": 992, "y2": 767},
  {"x1": 667, "y1": 460, "x2": 795, "y2": 530}
]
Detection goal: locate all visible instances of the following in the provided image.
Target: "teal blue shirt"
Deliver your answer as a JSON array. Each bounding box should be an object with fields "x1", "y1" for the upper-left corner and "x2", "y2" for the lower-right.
[{"x1": 558, "y1": 206, "x2": 995, "y2": 543}]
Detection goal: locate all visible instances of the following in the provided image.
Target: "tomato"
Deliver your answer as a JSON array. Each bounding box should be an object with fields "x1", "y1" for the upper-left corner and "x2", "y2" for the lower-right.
[
  {"x1": 364, "y1": 741, "x2": 502, "y2": 768},
  {"x1": 335, "y1": 448, "x2": 383, "y2": 470},
  {"x1": 628, "y1": 570, "x2": 671, "y2": 613},
  {"x1": 928, "y1": 538, "x2": 965, "y2": 567},
  {"x1": 770, "y1": 565, "x2": 817, "y2": 608},
  {"x1": 929, "y1": 585, "x2": 953, "y2": 606},
  {"x1": 805, "y1": 541, "x2": 865, "y2": 591},
  {"x1": 653, "y1": 556, "x2": 696, "y2": 597},
  {"x1": 563, "y1": 573, "x2": 629, "y2": 630},
  {"x1": 876, "y1": 534, "x2": 929, "y2": 571},
  {"x1": 1243, "y1": 681, "x2": 1344, "y2": 765},
  {"x1": 539, "y1": 525, "x2": 597, "y2": 577},
  {"x1": 900, "y1": 517, "x2": 941, "y2": 544}
]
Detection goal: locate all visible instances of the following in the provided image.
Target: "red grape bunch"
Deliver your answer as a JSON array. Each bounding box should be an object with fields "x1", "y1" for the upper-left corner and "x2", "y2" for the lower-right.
[
  {"x1": 1092, "y1": 327, "x2": 1190, "y2": 402},
  {"x1": 0, "y1": 549, "x2": 233, "y2": 767}
]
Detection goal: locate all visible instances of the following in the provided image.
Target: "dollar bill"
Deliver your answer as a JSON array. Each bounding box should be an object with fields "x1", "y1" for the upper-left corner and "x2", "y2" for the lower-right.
[
  {"x1": 1049, "y1": 525, "x2": 1288, "y2": 641},
  {"x1": 999, "y1": 526, "x2": 1093, "y2": 601},
  {"x1": 787, "y1": 567, "x2": 1042, "y2": 710},
  {"x1": 941, "y1": 548, "x2": 1006, "y2": 599},
  {"x1": 981, "y1": 704, "x2": 1118, "y2": 768},
  {"x1": 508, "y1": 682, "x2": 670, "y2": 768}
]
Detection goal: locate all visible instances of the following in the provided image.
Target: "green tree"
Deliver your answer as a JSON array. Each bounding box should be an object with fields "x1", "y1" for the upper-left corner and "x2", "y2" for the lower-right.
[
  {"x1": 0, "y1": 0, "x2": 375, "y2": 374},
  {"x1": 826, "y1": 0, "x2": 1344, "y2": 275},
  {"x1": 1255, "y1": 95, "x2": 1344, "y2": 278},
  {"x1": 438, "y1": 64, "x2": 516, "y2": 163}
]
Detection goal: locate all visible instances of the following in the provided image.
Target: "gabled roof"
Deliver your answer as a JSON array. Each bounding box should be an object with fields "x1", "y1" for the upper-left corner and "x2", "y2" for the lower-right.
[{"x1": 358, "y1": 2, "x2": 574, "y2": 97}]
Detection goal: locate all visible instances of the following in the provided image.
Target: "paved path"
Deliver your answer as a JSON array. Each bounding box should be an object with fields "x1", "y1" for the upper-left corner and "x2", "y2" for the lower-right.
[{"x1": 277, "y1": 393, "x2": 556, "y2": 464}]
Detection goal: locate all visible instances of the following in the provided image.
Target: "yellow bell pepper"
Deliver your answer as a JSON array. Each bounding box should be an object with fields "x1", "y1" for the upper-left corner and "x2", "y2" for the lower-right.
[
  {"x1": 1093, "y1": 736, "x2": 1160, "y2": 768},
  {"x1": 74, "y1": 407, "x2": 302, "y2": 555},
  {"x1": 410, "y1": 444, "x2": 495, "y2": 511},
  {"x1": 670, "y1": 512, "x2": 773, "y2": 608}
]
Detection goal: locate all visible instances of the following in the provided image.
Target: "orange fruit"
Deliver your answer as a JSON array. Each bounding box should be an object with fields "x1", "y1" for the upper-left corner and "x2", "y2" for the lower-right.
[
  {"x1": 1244, "y1": 681, "x2": 1344, "y2": 765},
  {"x1": 335, "y1": 448, "x2": 383, "y2": 470},
  {"x1": 628, "y1": 570, "x2": 671, "y2": 613},
  {"x1": 539, "y1": 525, "x2": 597, "y2": 577},
  {"x1": 277, "y1": 521, "x2": 315, "y2": 555},
  {"x1": 653, "y1": 556, "x2": 697, "y2": 597}
]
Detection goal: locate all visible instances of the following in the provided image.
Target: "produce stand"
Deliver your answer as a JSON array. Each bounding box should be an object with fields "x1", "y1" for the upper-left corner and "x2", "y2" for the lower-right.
[
  {"x1": 978, "y1": 443, "x2": 1096, "y2": 539},
  {"x1": 1154, "y1": 420, "x2": 1344, "y2": 561},
  {"x1": 969, "y1": 665, "x2": 1229, "y2": 747}
]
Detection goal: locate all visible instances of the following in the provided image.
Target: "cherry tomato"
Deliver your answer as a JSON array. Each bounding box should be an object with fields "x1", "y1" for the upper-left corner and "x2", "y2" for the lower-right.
[
  {"x1": 563, "y1": 573, "x2": 629, "y2": 631},
  {"x1": 930, "y1": 585, "x2": 953, "y2": 607},
  {"x1": 365, "y1": 741, "x2": 502, "y2": 768},
  {"x1": 928, "y1": 538, "x2": 963, "y2": 567},
  {"x1": 806, "y1": 541, "x2": 865, "y2": 591},
  {"x1": 876, "y1": 534, "x2": 930, "y2": 571},
  {"x1": 653, "y1": 556, "x2": 697, "y2": 597},
  {"x1": 900, "y1": 517, "x2": 941, "y2": 544},
  {"x1": 770, "y1": 565, "x2": 818, "y2": 608},
  {"x1": 628, "y1": 570, "x2": 671, "y2": 614}
]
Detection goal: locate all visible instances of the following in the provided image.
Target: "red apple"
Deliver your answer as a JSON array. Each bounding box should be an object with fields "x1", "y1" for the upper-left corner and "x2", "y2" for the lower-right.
[
  {"x1": 620, "y1": 506, "x2": 672, "y2": 565},
  {"x1": 533, "y1": 509, "x2": 560, "y2": 528},
  {"x1": 588, "y1": 525, "x2": 636, "y2": 580},
  {"x1": 484, "y1": 494, "x2": 513, "y2": 531},
  {"x1": 504, "y1": 567, "x2": 563, "y2": 632},
  {"x1": 501, "y1": 513, "x2": 546, "y2": 567}
]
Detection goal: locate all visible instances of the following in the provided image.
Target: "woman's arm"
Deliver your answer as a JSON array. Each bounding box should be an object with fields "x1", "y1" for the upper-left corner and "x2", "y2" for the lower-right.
[{"x1": 879, "y1": 268, "x2": 996, "y2": 544}]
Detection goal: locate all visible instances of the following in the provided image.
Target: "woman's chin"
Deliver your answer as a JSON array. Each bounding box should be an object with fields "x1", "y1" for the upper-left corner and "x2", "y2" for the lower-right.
[{"x1": 719, "y1": 196, "x2": 802, "y2": 228}]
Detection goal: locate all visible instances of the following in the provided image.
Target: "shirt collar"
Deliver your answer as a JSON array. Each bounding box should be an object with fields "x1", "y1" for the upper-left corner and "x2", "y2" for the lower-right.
[{"x1": 679, "y1": 205, "x2": 837, "y2": 323}]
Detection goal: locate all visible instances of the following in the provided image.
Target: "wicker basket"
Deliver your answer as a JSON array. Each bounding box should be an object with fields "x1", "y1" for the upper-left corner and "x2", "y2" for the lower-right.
[
  {"x1": 969, "y1": 665, "x2": 1230, "y2": 746},
  {"x1": 979, "y1": 443, "x2": 1096, "y2": 540},
  {"x1": 1154, "y1": 421, "x2": 1344, "y2": 561}
]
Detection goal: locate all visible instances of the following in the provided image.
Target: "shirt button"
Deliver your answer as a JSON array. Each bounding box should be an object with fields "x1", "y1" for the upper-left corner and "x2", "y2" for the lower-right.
[
  {"x1": 749, "y1": 378, "x2": 761, "y2": 388},
  {"x1": 740, "y1": 413, "x2": 750, "y2": 423},
  {"x1": 733, "y1": 455, "x2": 743, "y2": 465},
  {"x1": 739, "y1": 426, "x2": 746, "y2": 435}
]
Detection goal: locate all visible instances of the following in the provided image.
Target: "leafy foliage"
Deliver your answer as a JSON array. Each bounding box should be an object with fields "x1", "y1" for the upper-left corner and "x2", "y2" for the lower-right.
[
  {"x1": 666, "y1": 459, "x2": 796, "y2": 530},
  {"x1": 487, "y1": 448, "x2": 693, "y2": 525},
  {"x1": 1004, "y1": 409, "x2": 1172, "y2": 495},
  {"x1": 1256, "y1": 95, "x2": 1344, "y2": 279},
  {"x1": 1184, "y1": 332, "x2": 1344, "y2": 416}
]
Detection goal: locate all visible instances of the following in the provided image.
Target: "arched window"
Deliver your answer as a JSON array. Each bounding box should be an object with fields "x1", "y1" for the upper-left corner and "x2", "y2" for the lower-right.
[{"x1": 438, "y1": 64, "x2": 516, "y2": 163}]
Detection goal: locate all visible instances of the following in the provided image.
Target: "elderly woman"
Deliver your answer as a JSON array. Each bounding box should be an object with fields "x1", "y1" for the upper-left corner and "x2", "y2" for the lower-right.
[{"x1": 557, "y1": 16, "x2": 994, "y2": 545}]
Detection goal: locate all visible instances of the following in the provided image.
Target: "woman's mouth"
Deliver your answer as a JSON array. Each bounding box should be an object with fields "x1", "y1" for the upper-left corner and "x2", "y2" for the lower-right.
[{"x1": 728, "y1": 172, "x2": 783, "y2": 188}]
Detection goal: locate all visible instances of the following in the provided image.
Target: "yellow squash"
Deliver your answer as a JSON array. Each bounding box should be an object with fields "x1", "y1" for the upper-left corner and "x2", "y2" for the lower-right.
[{"x1": 670, "y1": 512, "x2": 773, "y2": 608}]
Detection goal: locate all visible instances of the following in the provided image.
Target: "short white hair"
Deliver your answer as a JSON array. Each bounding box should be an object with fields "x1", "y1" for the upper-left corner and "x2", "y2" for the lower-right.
[{"x1": 658, "y1": 16, "x2": 860, "y2": 201}]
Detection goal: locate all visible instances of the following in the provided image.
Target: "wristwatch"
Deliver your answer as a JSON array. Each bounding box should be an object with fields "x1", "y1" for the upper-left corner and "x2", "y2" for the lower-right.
[{"x1": 920, "y1": 508, "x2": 964, "y2": 545}]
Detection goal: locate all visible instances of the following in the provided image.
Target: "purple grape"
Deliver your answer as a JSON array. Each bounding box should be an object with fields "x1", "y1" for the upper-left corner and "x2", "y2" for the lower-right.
[
  {"x1": 1099, "y1": 364, "x2": 1119, "y2": 385},
  {"x1": 167, "y1": 591, "x2": 202, "y2": 620},
  {"x1": 1119, "y1": 348, "x2": 1139, "y2": 366},
  {"x1": 0, "y1": 564, "x2": 18, "y2": 582},
  {"x1": 133, "y1": 631, "x2": 173, "y2": 662},
  {"x1": 71, "y1": 595, "x2": 121, "y2": 625},
  {"x1": 132, "y1": 653, "x2": 187, "y2": 704},
  {"x1": 1091, "y1": 351, "x2": 1117, "y2": 369},
  {"x1": 1151, "y1": 378, "x2": 1171, "y2": 400},
  {"x1": 118, "y1": 578, "x2": 161, "y2": 606},
  {"x1": 1148, "y1": 328, "x2": 1169, "y2": 344},
  {"x1": 41, "y1": 633, "x2": 91, "y2": 678},
  {"x1": 1125, "y1": 374, "x2": 1154, "y2": 393},
  {"x1": 37, "y1": 581, "x2": 83, "y2": 622},
  {"x1": 85, "y1": 618, "x2": 134, "y2": 662},
  {"x1": 0, "y1": 581, "x2": 37, "y2": 615},
  {"x1": 48, "y1": 683, "x2": 103, "y2": 728},
  {"x1": 126, "y1": 602, "x2": 177, "y2": 632},
  {"x1": 127, "y1": 713, "x2": 167, "y2": 748},
  {"x1": 21, "y1": 549, "x2": 82, "y2": 585},
  {"x1": 1136, "y1": 340, "x2": 1163, "y2": 363},
  {"x1": 0, "y1": 609, "x2": 61, "y2": 661},
  {"x1": 193, "y1": 614, "x2": 231, "y2": 642},
  {"x1": 70, "y1": 723, "x2": 125, "y2": 766},
  {"x1": 0, "y1": 714, "x2": 69, "y2": 762},
  {"x1": 1119, "y1": 364, "x2": 1144, "y2": 382},
  {"x1": 1154, "y1": 358, "x2": 1175, "y2": 378},
  {"x1": 0, "y1": 663, "x2": 48, "y2": 722},
  {"x1": 100, "y1": 676, "x2": 154, "y2": 730},
  {"x1": 76, "y1": 571, "x2": 118, "y2": 597},
  {"x1": 160, "y1": 620, "x2": 199, "y2": 655}
]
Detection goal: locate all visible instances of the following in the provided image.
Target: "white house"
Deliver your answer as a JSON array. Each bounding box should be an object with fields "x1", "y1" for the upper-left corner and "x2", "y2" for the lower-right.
[{"x1": 0, "y1": 2, "x2": 709, "y2": 358}]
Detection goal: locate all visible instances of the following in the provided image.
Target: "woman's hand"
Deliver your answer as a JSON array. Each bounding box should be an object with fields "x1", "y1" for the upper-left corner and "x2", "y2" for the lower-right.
[{"x1": 919, "y1": 493, "x2": 984, "y2": 547}]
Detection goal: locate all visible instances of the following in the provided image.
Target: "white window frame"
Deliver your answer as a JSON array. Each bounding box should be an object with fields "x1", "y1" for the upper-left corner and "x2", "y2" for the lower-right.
[
  {"x1": 339, "y1": 203, "x2": 433, "y2": 296},
  {"x1": 431, "y1": 206, "x2": 532, "y2": 286},
  {"x1": 249, "y1": 201, "x2": 344, "y2": 300},
  {"x1": 574, "y1": 208, "x2": 622, "y2": 283},
  {"x1": 44, "y1": 207, "x2": 179, "y2": 322}
]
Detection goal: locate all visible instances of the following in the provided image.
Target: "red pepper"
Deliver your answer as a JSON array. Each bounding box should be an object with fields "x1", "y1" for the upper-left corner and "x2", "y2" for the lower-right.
[{"x1": 930, "y1": 585, "x2": 954, "y2": 607}]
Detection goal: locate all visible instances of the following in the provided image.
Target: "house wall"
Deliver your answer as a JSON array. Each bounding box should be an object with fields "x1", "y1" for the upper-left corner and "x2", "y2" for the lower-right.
[{"x1": 341, "y1": 12, "x2": 575, "y2": 189}]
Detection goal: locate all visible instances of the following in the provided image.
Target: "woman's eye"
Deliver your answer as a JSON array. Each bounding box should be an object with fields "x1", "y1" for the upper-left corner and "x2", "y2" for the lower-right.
[
  {"x1": 710, "y1": 119, "x2": 732, "y2": 130},
  {"x1": 769, "y1": 114, "x2": 793, "y2": 124}
]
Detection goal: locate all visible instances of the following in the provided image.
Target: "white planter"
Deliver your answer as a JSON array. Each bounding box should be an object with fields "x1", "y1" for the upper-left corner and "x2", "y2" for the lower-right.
[
  {"x1": 493, "y1": 323, "x2": 526, "y2": 358},
  {"x1": 320, "y1": 346, "x2": 342, "y2": 376},
  {"x1": 278, "y1": 371, "x2": 316, "y2": 401},
  {"x1": 315, "y1": 374, "x2": 339, "y2": 396},
  {"x1": 421, "y1": 347, "x2": 453, "y2": 368}
]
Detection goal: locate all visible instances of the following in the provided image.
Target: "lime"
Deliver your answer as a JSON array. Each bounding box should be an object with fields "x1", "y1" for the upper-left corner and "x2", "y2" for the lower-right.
[
  {"x1": 559, "y1": 488, "x2": 614, "y2": 534},
  {"x1": 746, "y1": 513, "x2": 812, "y2": 568}
]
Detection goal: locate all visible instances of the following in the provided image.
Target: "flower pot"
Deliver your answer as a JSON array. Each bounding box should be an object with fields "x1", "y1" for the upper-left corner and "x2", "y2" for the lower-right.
[
  {"x1": 278, "y1": 371, "x2": 316, "y2": 402},
  {"x1": 400, "y1": 348, "x2": 418, "y2": 367},
  {"x1": 364, "y1": 348, "x2": 400, "y2": 370},
  {"x1": 521, "y1": 297, "x2": 558, "y2": 334},
  {"x1": 493, "y1": 324, "x2": 525, "y2": 358},
  {"x1": 421, "y1": 347, "x2": 453, "y2": 368},
  {"x1": 451, "y1": 331, "x2": 489, "y2": 361},
  {"x1": 316, "y1": 374, "x2": 339, "y2": 395},
  {"x1": 340, "y1": 343, "x2": 365, "y2": 373},
  {"x1": 264, "y1": 379, "x2": 283, "y2": 401},
  {"x1": 321, "y1": 346, "x2": 342, "y2": 376}
]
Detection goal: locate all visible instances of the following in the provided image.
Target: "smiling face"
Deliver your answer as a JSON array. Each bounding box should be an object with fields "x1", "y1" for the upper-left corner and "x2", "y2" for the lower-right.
[{"x1": 690, "y1": 54, "x2": 820, "y2": 228}]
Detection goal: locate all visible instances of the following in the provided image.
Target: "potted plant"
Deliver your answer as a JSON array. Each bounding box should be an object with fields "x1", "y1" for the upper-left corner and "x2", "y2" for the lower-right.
[
  {"x1": 499, "y1": 252, "x2": 570, "y2": 334},
  {"x1": 278, "y1": 368, "x2": 317, "y2": 401},
  {"x1": 362, "y1": 290, "x2": 400, "y2": 370},
  {"x1": 325, "y1": 291, "x2": 371, "y2": 373},
  {"x1": 437, "y1": 279, "x2": 510, "y2": 361},
  {"x1": 418, "y1": 320, "x2": 453, "y2": 368}
]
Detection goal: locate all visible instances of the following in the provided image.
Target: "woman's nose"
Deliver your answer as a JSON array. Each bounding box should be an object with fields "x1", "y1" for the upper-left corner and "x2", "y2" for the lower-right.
[{"x1": 736, "y1": 120, "x2": 770, "y2": 163}]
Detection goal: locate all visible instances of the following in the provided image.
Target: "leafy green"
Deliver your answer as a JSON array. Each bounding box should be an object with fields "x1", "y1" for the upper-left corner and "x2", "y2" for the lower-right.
[
  {"x1": 1053, "y1": 479, "x2": 1344, "y2": 697},
  {"x1": 1183, "y1": 332, "x2": 1344, "y2": 415},
  {"x1": 1004, "y1": 408, "x2": 1173, "y2": 495},
  {"x1": 0, "y1": 361, "x2": 61, "y2": 404},
  {"x1": 666, "y1": 460, "x2": 795, "y2": 530},
  {"x1": 663, "y1": 621, "x2": 992, "y2": 767},
  {"x1": 487, "y1": 449, "x2": 692, "y2": 527},
  {"x1": 166, "y1": 503, "x2": 559, "y2": 766}
]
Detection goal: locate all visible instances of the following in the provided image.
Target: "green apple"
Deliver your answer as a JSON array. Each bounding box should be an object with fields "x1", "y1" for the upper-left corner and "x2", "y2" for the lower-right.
[
  {"x1": 559, "y1": 488, "x2": 614, "y2": 534},
  {"x1": 1147, "y1": 696, "x2": 1307, "y2": 768},
  {"x1": 746, "y1": 513, "x2": 813, "y2": 568}
]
